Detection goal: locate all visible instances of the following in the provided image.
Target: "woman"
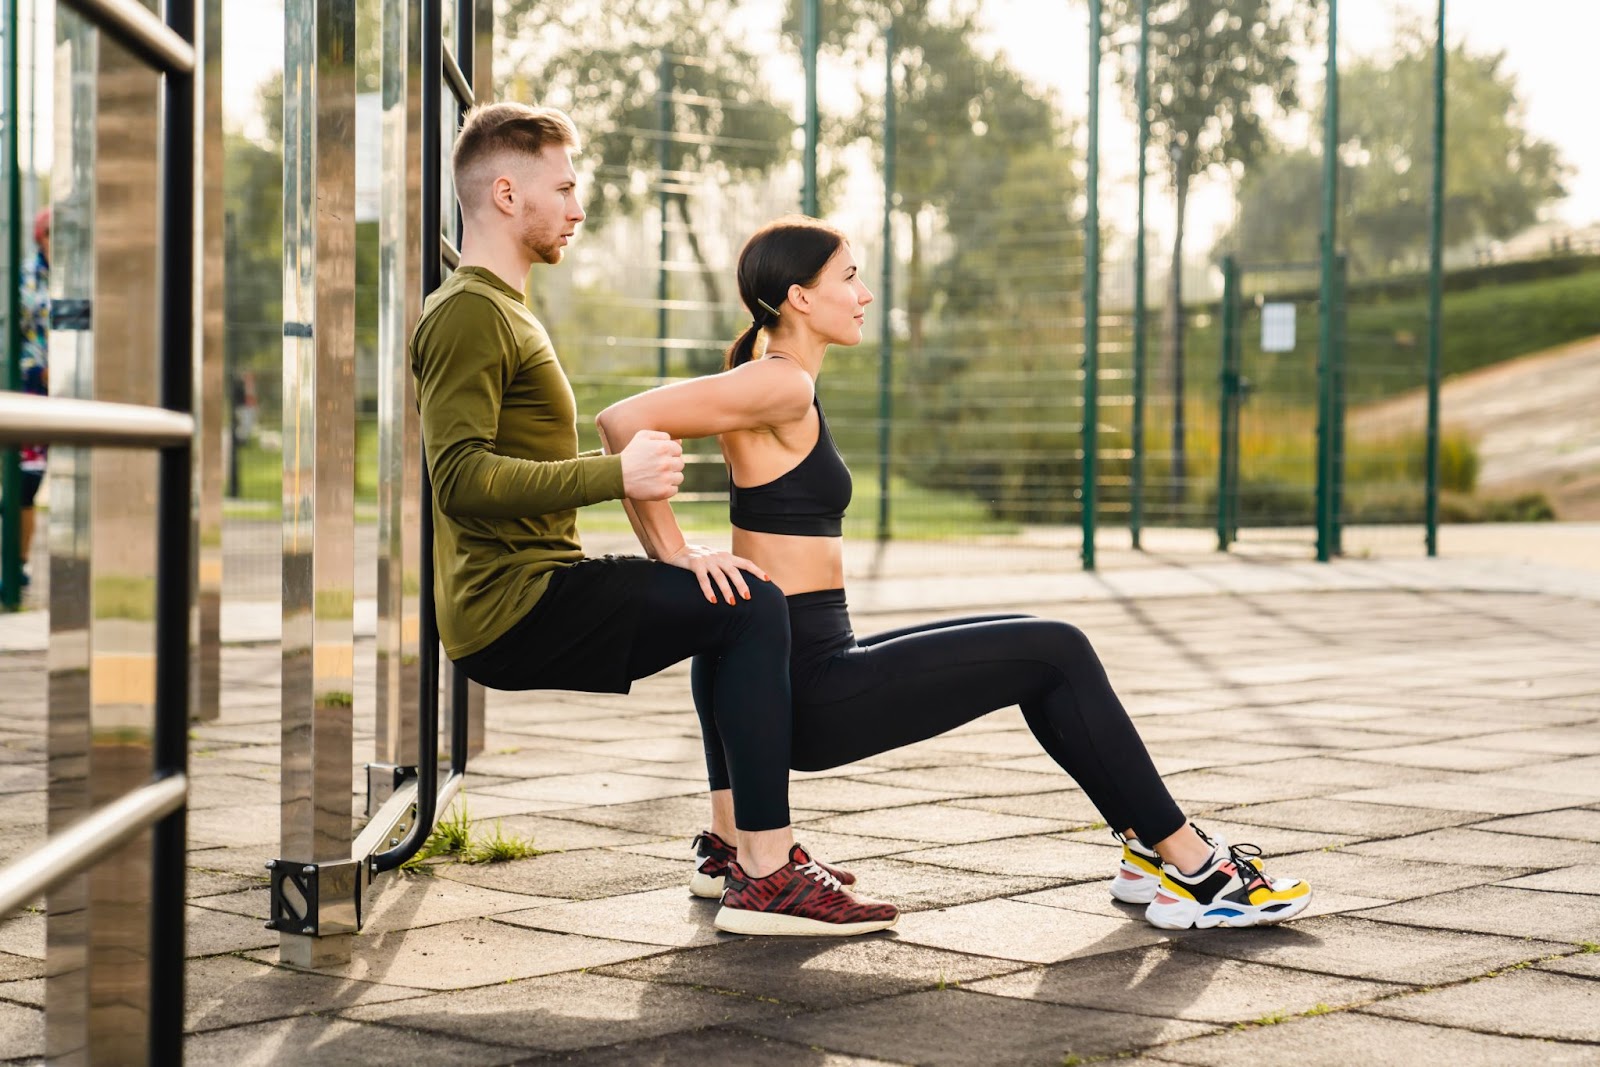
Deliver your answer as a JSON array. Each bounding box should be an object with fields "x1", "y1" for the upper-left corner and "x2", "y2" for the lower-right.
[{"x1": 597, "y1": 216, "x2": 1310, "y2": 934}]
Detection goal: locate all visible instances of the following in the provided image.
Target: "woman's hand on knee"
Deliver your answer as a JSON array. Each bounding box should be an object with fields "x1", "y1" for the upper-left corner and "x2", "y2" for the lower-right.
[{"x1": 663, "y1": 544, "x2": 770, "y2": 605}]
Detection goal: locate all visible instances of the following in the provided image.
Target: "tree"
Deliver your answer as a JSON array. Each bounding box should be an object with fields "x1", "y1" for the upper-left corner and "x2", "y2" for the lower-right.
[
  {"x1": 1229, "y1": 27, "x2": 1569, "y2": 274},
  {"x1": 1103, "y1": 0, "x2": 1315, "y2": 502},
  {"x1": 499, "y1": 0, "x2": 795, "y2": 364}
]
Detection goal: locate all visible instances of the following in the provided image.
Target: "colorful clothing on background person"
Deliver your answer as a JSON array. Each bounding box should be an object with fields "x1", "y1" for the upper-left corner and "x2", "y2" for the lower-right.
[{"x1": 18, "y1": 247, "x2": 49, "y2": 474}]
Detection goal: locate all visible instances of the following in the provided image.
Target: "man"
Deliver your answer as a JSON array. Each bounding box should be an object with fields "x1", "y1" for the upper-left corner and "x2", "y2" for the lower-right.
[{"x1": 410, "y1": 103, "x2": 895, "y2": 935}]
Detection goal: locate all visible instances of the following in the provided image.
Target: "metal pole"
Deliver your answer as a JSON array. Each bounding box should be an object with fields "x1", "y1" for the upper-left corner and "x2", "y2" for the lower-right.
[
  {"x1": 151, "y1": 0, "x2": 197, "y2": 1049},
  {"x1": 192, "y1": 0, "x2": 224, "y2": 722},
  {"x1": 3, "y1": 0, "x2": 22, "y2": 610},
  {"x1": 1424, "y1": 0, "x2": 1445, "y2": 557},
  {"x1": 656, "y1": 49, "x2": 670, "y2": 380},
  {"x1": 1081, "y1": 0, "x2": 1100, "y2": 571},
  {"x1": 802, "y1": 0, "x2": 819, "y2": 216},
  {"x1": 876, "y1": 22, "x2": 895, "y2": 543},
  {"x1": 1216, "y1": 256, "x2": 1236, "y2": 552},
  {"x1": 1130, "y1": 0, "x2": 1148, "y2": 551},
  {"x1": 1315, "y1": 0, "x2": 1338, "y2": 563}
]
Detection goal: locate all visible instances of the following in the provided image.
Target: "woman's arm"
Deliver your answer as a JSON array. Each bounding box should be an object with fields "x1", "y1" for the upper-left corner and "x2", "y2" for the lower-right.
[{"x1": 596, "y1": 360, "x2": 803, "y2": 601}]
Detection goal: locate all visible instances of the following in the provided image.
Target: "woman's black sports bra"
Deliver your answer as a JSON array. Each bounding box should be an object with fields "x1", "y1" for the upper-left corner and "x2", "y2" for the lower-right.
[{"x1": 728, "y1": 397, "x2": 852, "y2": 537}]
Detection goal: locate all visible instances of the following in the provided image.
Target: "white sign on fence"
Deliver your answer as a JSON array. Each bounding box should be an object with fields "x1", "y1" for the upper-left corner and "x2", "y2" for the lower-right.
[{"x1": 1261, "y1": 302, "x2": 1296, "y2": 352}]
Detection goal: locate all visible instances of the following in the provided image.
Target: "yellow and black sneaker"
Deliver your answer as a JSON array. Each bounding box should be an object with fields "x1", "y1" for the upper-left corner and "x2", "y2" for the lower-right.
[
  {"x1": 1145, "y1": 830, "x2": 1310, "y2": 930},
  {"x1": 1109, "y1": 831, "x2": 1165, "y2": 904}
]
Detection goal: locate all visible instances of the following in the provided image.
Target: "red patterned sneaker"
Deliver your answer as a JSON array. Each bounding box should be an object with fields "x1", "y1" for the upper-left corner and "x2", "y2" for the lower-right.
[
  {"x1": 690, "y1": 830, "x2": 858, "y2": 899},
  {"x1": 714, "y1": 844, "x2": 898, "y2": 936}
]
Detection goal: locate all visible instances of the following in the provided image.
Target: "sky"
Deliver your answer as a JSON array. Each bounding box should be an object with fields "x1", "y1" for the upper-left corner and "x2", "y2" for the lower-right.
[{"x1": 16, "y1": 0, "x2": 1599, "y2": 248}]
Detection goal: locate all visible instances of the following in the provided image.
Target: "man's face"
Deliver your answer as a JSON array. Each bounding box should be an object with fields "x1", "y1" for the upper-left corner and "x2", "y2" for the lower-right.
[{"x1": 515, "y1": 144, "x2": 585, "y2": 265}]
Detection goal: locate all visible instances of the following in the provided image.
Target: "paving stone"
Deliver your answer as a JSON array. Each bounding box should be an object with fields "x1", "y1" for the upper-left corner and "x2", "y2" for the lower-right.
[
  {"x1": 893, "y1": 898, "x2": 1169, "y2": 964},
  {"x1": 742, "y1": 986, "x2": 1215, "y2": 1066},
  {"x1": 433, "y1": 847, "x2": 686, "y2": 900},
  {"x1": 458, "y1": 750, "x2": 633, "y2": 779},
  {"x1": 0, "y1": 999, "x2": 42, "y2": 1061},
  {"x1": 188, "y1": 802, "x2": 284, "y2": 847},
  {"x1": 1349, "y1": 885, "x2": 1600, "y2": 944},
  {"x1": 595, "y1": 935, "x2": 1025, "y2": 1010},
  {"x1": 0, "y1": 977, "x2": 41, "y2": 1007},
  {"x1": 0, "y1": 914, "x2": 43, "y2": 960},
  {"x1": 786, "y1": 777, "x2": 966, "y2": 813},
  {"x1": 195, "y1": 874, "x2": 559, "y2": 933},
  {"x1": 1361, "y1": 969, "x2": 1600, "y2": 1042},
  {"x1": 1346, "y1": 828, "x2": 1600, "y2": 869},
  {"x1": 186, "y1": 903, "x2": 279, "y2": 957},
  {"x1": 1148, "y1": 1011, "x2": 1600, "y2": 1067},
  {"x1": 1476, "y1": 756, "x2": 1600, "y2": 801},
  {"x1": 1538, "y1": 950, "x2": 1600, "y2": 980},
  {"x1": 799, "y1": 802, "x2": 1064, "y2": 845},
  {"x1": 541, "y1": 795, "x2": 826, "y2": 837},
  {"x1": 942, "y1": 789, "x2": 1106, "y2": 825},
  {"x1": 1496, "y1": 865, "x2": 1600, "y2": 895},
  {"x1": 339, "y1": 970, "x2": 781, "y2": 1052},
  {"x1": 0, "y1": 951, "x2": 40, "y2": 983},
  {"x1": 968, "y1": 943, "x2": 1399, "y2": 1023},
  {"x1": 1225, "y1": 755, "x2": 1464, "y2": 791},
  {"x1": 245, "y1": 918, "x2": 662, "y2": 990},
  {"x1": 185, "y1": 955, "x2": 424, "y2": 1034},
  {"x1": 467, "y1": 814, "x2": 660, "y2": 853},
  {"x1": 1224, "y1": 798, "x2": 1487, "y2": 838},
  {"x1": 894, "y1": 836, "x2": 1117, "y2": 881},
  {"x1": 1472, "y1": 808, "x2": 1600, "y2": 844},
  {"x1": 1145, "y1": 740, "x2": 1325, "y2": 769},
  {"x1": 1175, "y1": 915, "x2": 1567, "y2": 985},
  {"x1": 1158, "y1": 770, "x2": 1337, "y2": 806},
  {"x1": 511, "y1": 1027, "x2": 910, "y2": 1066},
  {"x1": 852, "y1": 765, "x2": 1068, "y2": 797},
  {"x1": 472, "y1": 772, "x2": 705, "y2": 806},
  {"x1": 1458, "y1": 725, "x2": 1600, "y2": 756},
  {"x1": 1329, "y1": 781, "x2": 1581, "y2": 817},
  {"x1": 496, "y1": 888, "x2": 725, "y2": 948},
  {"x1": 1251, "y1": 850, "x2": 1529, "y2": 902},
  {"x1": 181, "y1": 1014, "x2": 524, "y2": 1066},
  {"x1": 820, "y1": 857, "x2": 1057, "y2": 911},
  {"x1": 1338, "y1": 741, "x2": 1552, "y2": 773}
]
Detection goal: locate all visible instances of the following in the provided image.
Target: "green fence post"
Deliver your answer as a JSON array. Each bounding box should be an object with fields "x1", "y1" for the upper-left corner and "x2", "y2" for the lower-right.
[
  {"x1": 1315, "y1": 0, "x2": 1339, "y2": 563},
  {"x1": 1332, "y1": 253, "x2": 1348, "y2": 556},
  {"x1": 876, "y1": 20, "x2": 895, "y2": 543},
  {"x1": 1081, "y1": 0, "x2": 1100, "y2": 572},
  {"x1": 1424, "y1": 0, "x2": 1446, "y2": 556},
  {"x1": 1216, "y1": 256, "x2": 1237, "y2": 552},
  {"x1": 656, "y1": 49, "x2": 671, "y2": 381},
  {"x1": 1130, "y1": 0, "x2": 1149, "y2": 551},
  {"x1": 802, "y1": 0, "x2": 819, "y2": 216},
  {"x1": 2, "y1": 0, "x2": 22, "y2": 610}
]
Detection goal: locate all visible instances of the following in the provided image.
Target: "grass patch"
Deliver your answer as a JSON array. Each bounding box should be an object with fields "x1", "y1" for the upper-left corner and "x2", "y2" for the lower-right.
[
  {"x1": 401, "y1": 802, "x2": 474, "y2": 871},
  {"x1": 400, "y1": 801, "x2": 543, "y2": 870},
  {"x1": 465, "y1": 820, "x2": 544, "y2": 864}
]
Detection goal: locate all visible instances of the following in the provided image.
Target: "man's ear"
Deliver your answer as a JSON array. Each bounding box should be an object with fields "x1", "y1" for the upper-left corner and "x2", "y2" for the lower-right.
[{"x1": 490, "y1": 174, "x2": 517, "y2": 216}]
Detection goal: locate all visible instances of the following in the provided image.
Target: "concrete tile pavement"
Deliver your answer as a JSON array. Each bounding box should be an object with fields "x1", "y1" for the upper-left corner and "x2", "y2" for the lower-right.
[{"x1": 1, "y1": 541, "x2": 1599, "y2": 1063}]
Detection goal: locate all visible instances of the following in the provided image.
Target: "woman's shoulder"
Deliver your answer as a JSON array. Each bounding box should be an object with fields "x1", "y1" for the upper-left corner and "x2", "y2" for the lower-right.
[{"x1": 725, "y1": 356, "x2": 815, "y2": 422}]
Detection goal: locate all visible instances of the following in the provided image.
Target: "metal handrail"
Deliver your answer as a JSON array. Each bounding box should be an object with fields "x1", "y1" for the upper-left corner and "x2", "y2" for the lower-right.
[
  {"x1": 0, "y1": 775, "x2": 187, "y2": 918},
  {"x1": 440, "y1": 234, "x2": 460, "y2": 269},
  {"x1": 442, "y1": 44, "x2": 472, "y2": 110},
  {"x1": 0, "y1": 393, "x2": 194, "y2": 448},
  {"x1": 61, "y1": 0, "x2": 195, "y2": 75}
]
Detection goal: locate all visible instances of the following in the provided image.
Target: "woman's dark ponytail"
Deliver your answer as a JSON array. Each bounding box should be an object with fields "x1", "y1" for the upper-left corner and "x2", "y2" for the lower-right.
[{"x1": 723, "y1": 214, "x2": 847, "y2": 371}]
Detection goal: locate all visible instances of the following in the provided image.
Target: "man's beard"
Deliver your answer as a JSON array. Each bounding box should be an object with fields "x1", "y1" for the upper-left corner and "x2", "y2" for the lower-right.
[{"x1": 521, "y1": 215, "x2": 563, "y2": 265}]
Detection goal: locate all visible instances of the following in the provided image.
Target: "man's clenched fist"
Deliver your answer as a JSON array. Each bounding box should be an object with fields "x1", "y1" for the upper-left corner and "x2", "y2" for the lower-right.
[{"x1": 620, "y1": 430, "x2": 684, "y2": 501}]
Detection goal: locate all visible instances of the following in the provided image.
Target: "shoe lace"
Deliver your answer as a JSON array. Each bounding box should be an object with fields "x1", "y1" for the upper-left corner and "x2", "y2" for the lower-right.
[
  {"x1": 1225, "y1": 842, "x2": 1267, "y2": 885},
  {"x1": 796, "y1": 858, "x2": 845, "y2": 893}
]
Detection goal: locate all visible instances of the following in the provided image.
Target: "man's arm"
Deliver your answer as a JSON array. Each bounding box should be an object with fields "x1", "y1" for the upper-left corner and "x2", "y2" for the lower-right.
[{"x1": 414, "y1": 294, "x2": 626, "y2": 518}]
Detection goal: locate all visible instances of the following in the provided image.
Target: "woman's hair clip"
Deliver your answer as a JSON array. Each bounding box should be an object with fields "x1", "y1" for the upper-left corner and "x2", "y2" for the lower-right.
[{"x1": 755, "y1": 297, "x2": 782, "y2": 320}]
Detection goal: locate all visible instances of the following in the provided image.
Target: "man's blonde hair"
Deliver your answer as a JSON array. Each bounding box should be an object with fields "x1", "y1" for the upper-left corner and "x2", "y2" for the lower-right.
[{"x1": 452, "y1": 103, "x2": 580, "y2": 210}]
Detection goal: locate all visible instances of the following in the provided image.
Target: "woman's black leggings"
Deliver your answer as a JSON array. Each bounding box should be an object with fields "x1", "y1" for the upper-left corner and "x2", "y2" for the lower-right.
[{"x1": 690, "y1": 590, "x2": 1186, "y2": 845}]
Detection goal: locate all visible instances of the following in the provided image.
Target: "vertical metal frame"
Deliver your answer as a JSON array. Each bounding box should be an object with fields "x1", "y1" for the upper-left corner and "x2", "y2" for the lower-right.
[
  {"x1": 190, "y1": 0, "x2": 223, "y2": 722},
  {"x1": 279, "y1": 0, "x2": 357, "y2": 967},
  {"x1": 1129, "y1": 0, "x2": 1149, "y2": 550},
  {"x1": 1315, "y1": 0, "x2": 1339, "y2": 563},
  {"x1": 875, "y1": 20, "x2": 895, "y2": 544},
  {"x1": 1216, "y1": 256, "x2": 1239, "y2": 552},
  {"x1": 1081, "y1": 0, "x2": 1101, "y2": 571},
  {"x1": 19, "y1": 0, "x2": 198, "y2": 1059},
  {"x1": 2, "y1": 0, "x2": 22, "y2": 608},
  {"x1": 1423, "y1": 0, "x2": 1446, "y2": 556}
]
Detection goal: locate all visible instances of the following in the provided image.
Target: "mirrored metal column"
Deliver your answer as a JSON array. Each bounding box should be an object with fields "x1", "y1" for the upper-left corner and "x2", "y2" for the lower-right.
[
  {"x1": 373, "y1": 0, "x2": 424, "y2": 803},
  {"x1": 280, "y1": 0, "x2": 358, "y2": 967},
  {"x1": 44, "y1": 11, "x2": 97, "y2": 1059},
  {"x1": 190, "y1": 0, "x2": 224, "y2": 722},
  {"x1": 42, "y1": 4, "x2": 166, "y2": 1055}
]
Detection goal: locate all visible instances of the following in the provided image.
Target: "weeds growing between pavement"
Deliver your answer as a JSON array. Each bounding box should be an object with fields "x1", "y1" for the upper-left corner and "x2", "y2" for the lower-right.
[{"x1": 401, "y1": 800, "x2": 544, "y2": 871}]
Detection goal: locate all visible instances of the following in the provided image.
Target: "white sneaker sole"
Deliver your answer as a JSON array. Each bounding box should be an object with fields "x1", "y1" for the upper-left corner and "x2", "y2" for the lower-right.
[
  {"x1": 690, "y1": 871, "x2": 725, "y2": 899},
  {"x1": 713, "y1": 904, "x2": 898, "y2": 937},
  {"x1": 1110, "y1": 872, "x2": 1160, "y2": 905},
  {"x1": 1145, "y1": 888, "x2": 1313, "y2": 930}
]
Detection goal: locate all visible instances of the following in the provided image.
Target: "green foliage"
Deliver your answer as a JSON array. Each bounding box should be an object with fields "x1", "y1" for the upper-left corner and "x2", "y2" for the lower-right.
[
  {"x1": 1226, "y1": 27, "x2": 1571, "y2": 274},
  {"x1": 465, "y1": 821, "x2": 544, "y2": 864},
  {"x1": 402, "y1": 802, "x2": 474, "y2": 870}
]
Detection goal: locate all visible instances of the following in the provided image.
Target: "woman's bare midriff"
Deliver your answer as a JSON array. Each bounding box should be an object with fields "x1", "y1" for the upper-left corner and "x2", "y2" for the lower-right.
[{"x1": 732, "y1": 527, "x2": 845, "y2": 596}]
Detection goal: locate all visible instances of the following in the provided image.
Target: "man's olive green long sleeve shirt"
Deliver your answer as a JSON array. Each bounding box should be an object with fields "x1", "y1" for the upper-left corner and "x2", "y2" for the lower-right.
[{"x1": 410, "y1": 265, "x2": 625, "y2": 658}]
